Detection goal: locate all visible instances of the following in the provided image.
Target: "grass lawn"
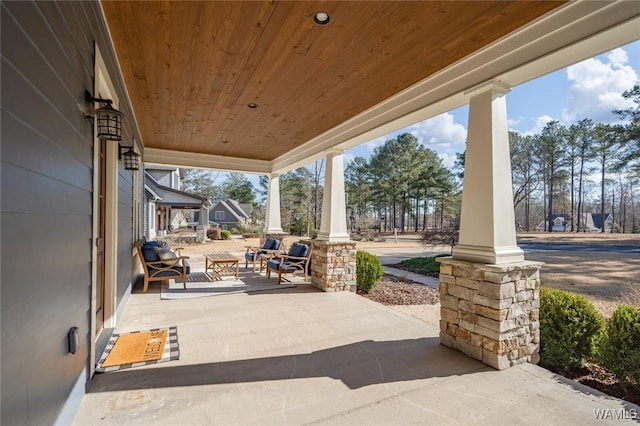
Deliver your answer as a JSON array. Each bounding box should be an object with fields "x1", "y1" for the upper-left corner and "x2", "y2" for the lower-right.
[{"x1": 397, "y1": 254, "x2": 448, "y2": 276}]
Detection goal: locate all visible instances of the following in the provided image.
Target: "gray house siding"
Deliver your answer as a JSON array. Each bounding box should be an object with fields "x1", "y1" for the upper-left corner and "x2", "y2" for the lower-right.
[
  {"x1": 1, "y1": 1, "x2": 138, "y2": 424},
  {"x1": 147, "y1": 168, "x2": 179, "y2": 189}
]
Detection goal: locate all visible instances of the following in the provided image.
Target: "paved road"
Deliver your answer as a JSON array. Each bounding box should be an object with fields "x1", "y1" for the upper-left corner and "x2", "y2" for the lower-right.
[{"x1": 518, "y1": 242, "x2": 640, "y2": 254}]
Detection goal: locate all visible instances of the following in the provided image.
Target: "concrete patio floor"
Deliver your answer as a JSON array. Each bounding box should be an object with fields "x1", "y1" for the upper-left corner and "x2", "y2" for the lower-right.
[{"x1": 73, "y1": 273, "x2": 639, "y2": 425}]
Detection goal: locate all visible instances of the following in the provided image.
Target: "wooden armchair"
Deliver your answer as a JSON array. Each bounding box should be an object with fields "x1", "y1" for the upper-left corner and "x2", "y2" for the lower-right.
[
  {"x1": 265, "y1": 242, "x2": 311, "y2": 284},
  {"x1": 244, "y1": 237, "x2": 281, "y2": 272},
  {"x1": 135, "y1": 240, "x2": 190, "y2": 292}
]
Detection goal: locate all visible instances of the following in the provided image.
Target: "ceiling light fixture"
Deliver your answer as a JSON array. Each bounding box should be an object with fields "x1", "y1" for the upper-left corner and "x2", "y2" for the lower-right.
[
  {"x1": 313, "y1": 11, "x2": 330, "y2": 25},
  {"x1": 247, "y1": 103, "x2": 259, "y2": 109}
]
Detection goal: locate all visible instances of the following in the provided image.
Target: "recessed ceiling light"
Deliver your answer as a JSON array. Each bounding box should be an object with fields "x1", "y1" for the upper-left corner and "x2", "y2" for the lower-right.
[
  {"x1": 221, "y1": 140, "x2": 229, "y2": 144},
  {"x1": 247, "y1": 103, "x2": 259, "y2": 109},
  {"x1": 313, "y1": 11, "x2": 330, "y2": 25}
]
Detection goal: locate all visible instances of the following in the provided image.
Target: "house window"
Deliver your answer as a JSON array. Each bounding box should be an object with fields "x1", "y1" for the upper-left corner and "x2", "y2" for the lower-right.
[
  {"x1": 215, "y1": 211, "x2": 225, "y2": 220},
  {"x1": 221, "y1": 224, "x2": 228, "y2": 230}
]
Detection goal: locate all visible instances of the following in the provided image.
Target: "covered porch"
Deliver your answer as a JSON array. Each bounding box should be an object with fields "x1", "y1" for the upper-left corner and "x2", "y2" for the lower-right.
[
  {"x1": 73, "y1": 280, "x2": 636, "y2": 424},
  {"x1": 3, "y1": 1, "x2": 640, "y2": 424},
  {"x1": 106, "y1": 0, "x2": 639, "y2": 368}
]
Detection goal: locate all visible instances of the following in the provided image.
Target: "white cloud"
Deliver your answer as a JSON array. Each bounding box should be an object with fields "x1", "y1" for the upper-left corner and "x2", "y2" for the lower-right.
[
  {"x1": 508, "y1": 117, "x2": 522, "y2": 130},
  {"x1": 408, "y1": 113, "x2": 467, "y2": 148},
  {"x1": 365, "y1": 136, "x2": 388, "y2": 152},
  {"x1": 363, "y1": 113, "x2": 467, "y2": 164},
  {"x1": 342, "y1": 152, "x2": 355, "y2": 166},
  {"x1": 562, "y1": 47, "x2": 638, "y2": 124},
  {"x1": 439, "y1": 152, "x2": 458, "y2": 169},
  {"x1": 522, "y1": 115, "x2": 555, "y2": 136}
]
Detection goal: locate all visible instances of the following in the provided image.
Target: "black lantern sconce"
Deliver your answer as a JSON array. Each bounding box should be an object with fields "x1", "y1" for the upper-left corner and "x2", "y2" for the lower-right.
[
  {"x1": 119, "y1": 145, "x2": 141, "y2": 171},
  {"x1": 86, "y1": 91, "x2": 124, "y2": 141}
]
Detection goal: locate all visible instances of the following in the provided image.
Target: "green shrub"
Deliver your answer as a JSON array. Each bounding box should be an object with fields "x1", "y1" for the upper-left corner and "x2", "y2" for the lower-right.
[
  {"x1": 598, "y1": 305, "x2": 640, "y2": 389},
  {"x1": 220, "y1": 230, "x2": 231, "y2": 240},
  {"x1": 356, "y1": 250, "x2": 383, "y2": 293},
  {"x1": 539, "y1": 287, "x2": 604, "y2": 372}
]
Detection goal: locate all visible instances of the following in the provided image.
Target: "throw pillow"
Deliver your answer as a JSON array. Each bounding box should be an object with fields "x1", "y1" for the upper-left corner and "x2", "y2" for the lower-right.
[{"x1": 155, "y1": 247, "x2": 178, "y2": 266}]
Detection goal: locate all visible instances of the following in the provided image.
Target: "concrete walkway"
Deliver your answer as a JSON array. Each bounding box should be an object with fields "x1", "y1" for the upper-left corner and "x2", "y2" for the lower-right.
[{"x1": 73, "y1": 278, "x2": 638, "y2": 425}]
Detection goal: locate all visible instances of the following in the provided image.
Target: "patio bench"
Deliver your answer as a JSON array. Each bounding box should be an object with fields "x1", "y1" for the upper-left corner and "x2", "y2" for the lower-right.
[{"x1": 135, "y1": 239, "x2": 190, "y2": 292}]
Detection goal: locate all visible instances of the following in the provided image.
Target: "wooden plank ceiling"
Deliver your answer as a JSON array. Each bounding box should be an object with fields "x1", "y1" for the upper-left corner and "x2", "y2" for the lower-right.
[{"x1": 102, "y1": 1, "x2": 564, "y2": 162}]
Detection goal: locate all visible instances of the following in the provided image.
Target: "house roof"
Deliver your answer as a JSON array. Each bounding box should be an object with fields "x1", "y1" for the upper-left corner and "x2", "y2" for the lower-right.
[
  {"x1": 591, "y1": 213, "x2": 611, "y2": 230},
  {"x1": 145, "y1": 172, "x2": 212, "y2": 209},
  {"x1": 211, "y1": 199, "x2": 250, "y2": 222},
  {"x1": 226, "y1": 199, "x2": 251, "y2": 219},
  {"x1": 101, "y1": 1, "x2": 640, "y2": 174}
]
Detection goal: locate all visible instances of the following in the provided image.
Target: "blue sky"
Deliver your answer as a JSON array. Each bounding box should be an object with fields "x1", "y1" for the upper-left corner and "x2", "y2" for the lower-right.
[{"x1": 344, "y1": 40, "x2": 640, "y2": 169}]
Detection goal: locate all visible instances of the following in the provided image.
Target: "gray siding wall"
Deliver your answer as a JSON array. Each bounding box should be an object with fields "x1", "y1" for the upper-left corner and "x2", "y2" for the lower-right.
[
  {"x1": 148, "y1": 169, "x2": 174, "y2": 188},
  {"x1": 1, "y1": 1, "x2": 138, "y2": 424}
]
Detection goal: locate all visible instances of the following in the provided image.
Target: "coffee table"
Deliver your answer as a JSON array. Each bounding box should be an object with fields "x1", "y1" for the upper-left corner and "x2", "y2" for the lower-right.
[{"x1": 204, "y1": 252, "x2": 239, "y2": 281}]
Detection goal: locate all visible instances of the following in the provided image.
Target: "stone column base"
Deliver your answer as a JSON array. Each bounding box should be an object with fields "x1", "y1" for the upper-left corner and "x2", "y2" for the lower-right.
[
  {"x1": 437, "y1": 257, "x2": 543, "y2": 370},
  {"x1": 304, "y1": 240, "x2": 356, "y2": 292}
]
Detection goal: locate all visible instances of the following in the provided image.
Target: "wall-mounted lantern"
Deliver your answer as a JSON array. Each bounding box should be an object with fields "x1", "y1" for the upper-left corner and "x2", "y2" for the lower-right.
[
  {"x1": 86, "y1": 91, "x2": 124, "y2": 141},
  {"x1": 119, "y1": 145, "x2": 141, "y2": 171}
]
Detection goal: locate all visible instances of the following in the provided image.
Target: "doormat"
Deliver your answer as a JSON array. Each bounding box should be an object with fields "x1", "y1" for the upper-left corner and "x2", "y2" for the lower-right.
[{"x1": 96, "y1": 326, "x2": 179, "y2": 373}]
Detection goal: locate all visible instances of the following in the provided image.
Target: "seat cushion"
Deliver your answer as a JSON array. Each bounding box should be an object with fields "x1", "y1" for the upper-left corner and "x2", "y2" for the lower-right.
[
  {"x1": 264, "y1": 238, "x2": 280, "y2": 250},
  {"x1": 280, "y1": 261, "x2": 303, "y2": 272},
  {"x1": 288, "y1": 243, "x2": 309, "y2": 258},
  {"x1": 266, "y1": 259, "x2": 281, "y2": 271},
  {"x1": 245, "y1": 251, "x2": 260, "y2": 261}
]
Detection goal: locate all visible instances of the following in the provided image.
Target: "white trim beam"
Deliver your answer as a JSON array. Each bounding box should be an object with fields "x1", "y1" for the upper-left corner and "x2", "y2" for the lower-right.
[{"x1": 144, "y1": 148, "x2": 271, "y2": 175}]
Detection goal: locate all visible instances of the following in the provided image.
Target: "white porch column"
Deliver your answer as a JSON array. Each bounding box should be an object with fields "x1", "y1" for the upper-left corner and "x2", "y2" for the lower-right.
[
  {"x1": 452, "y1": 81, "x2": 524, "y2": 265},
  {"x1": 198, "y1": 206, "x2": 209, "y2": 226},
  {"x1": 264, "y1": 173, "x2": 283, "y2": 234},
  {"x1": 317, "y1": 150, "x2": 350, "y2": 242}
]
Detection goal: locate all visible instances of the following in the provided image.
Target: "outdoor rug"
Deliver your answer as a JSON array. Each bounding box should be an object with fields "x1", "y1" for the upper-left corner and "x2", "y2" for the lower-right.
[
  {"x1": 96, "y1": 326, "x2": 179, "y2": 373},
  {"x1": 161, "y1": 272, "x2": 296, "y2": 300}
]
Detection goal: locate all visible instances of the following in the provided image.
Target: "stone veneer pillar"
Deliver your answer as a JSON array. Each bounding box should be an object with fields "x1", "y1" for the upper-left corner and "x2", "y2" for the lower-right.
[
  {"x1": 303, "y1": 240, "x2": 356, "y2": 292},
  {"x1": 437, "y1": 257, "x2": 543, "y2": 370}
]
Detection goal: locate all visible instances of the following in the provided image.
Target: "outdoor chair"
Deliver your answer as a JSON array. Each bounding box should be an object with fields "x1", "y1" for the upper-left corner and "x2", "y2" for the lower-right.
[
  {"x1": 265, "y1": 242, "x2": 311, "y2": 284},
  {"x1": 135, "y1": 239, "x2": 190, "y2": 292},
  {"x1": 244, "y1": 237, "x2": 281, "y2": 272}
]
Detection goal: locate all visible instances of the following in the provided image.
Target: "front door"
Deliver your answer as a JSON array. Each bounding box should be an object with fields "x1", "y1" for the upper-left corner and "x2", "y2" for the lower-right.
[{"x1": 95, "y1": 140, "x2": 106, "y2": 335}]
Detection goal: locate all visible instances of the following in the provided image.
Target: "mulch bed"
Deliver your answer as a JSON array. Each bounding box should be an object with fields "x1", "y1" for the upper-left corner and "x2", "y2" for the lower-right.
[
  {"x1": 552, "y1": 363, "x2": 640, "y2": 406},
  {"x1": 357, "y1": 274, "x2": 639, "y2": 406},
  {"x1": 356, "y1": 274, "x2": 439, "y2": 305}
]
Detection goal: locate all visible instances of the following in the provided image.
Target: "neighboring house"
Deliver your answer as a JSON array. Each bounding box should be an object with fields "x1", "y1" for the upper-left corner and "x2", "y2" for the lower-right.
[
  {"x1": 200, "y1": 199, "x2": 252, "y2": 230},
  {"x1": 536, "y1": 213, "x2": 613, "y2": 232},
  {"x1": 580, "y1": 213, "x2": 613, "y2": 232},
  {"x1": 144, "y1": 168, "x2": 211, "y2": 239},
  {"x1": 536, "y1": 214, "x2": 569, "y2": 232}
]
